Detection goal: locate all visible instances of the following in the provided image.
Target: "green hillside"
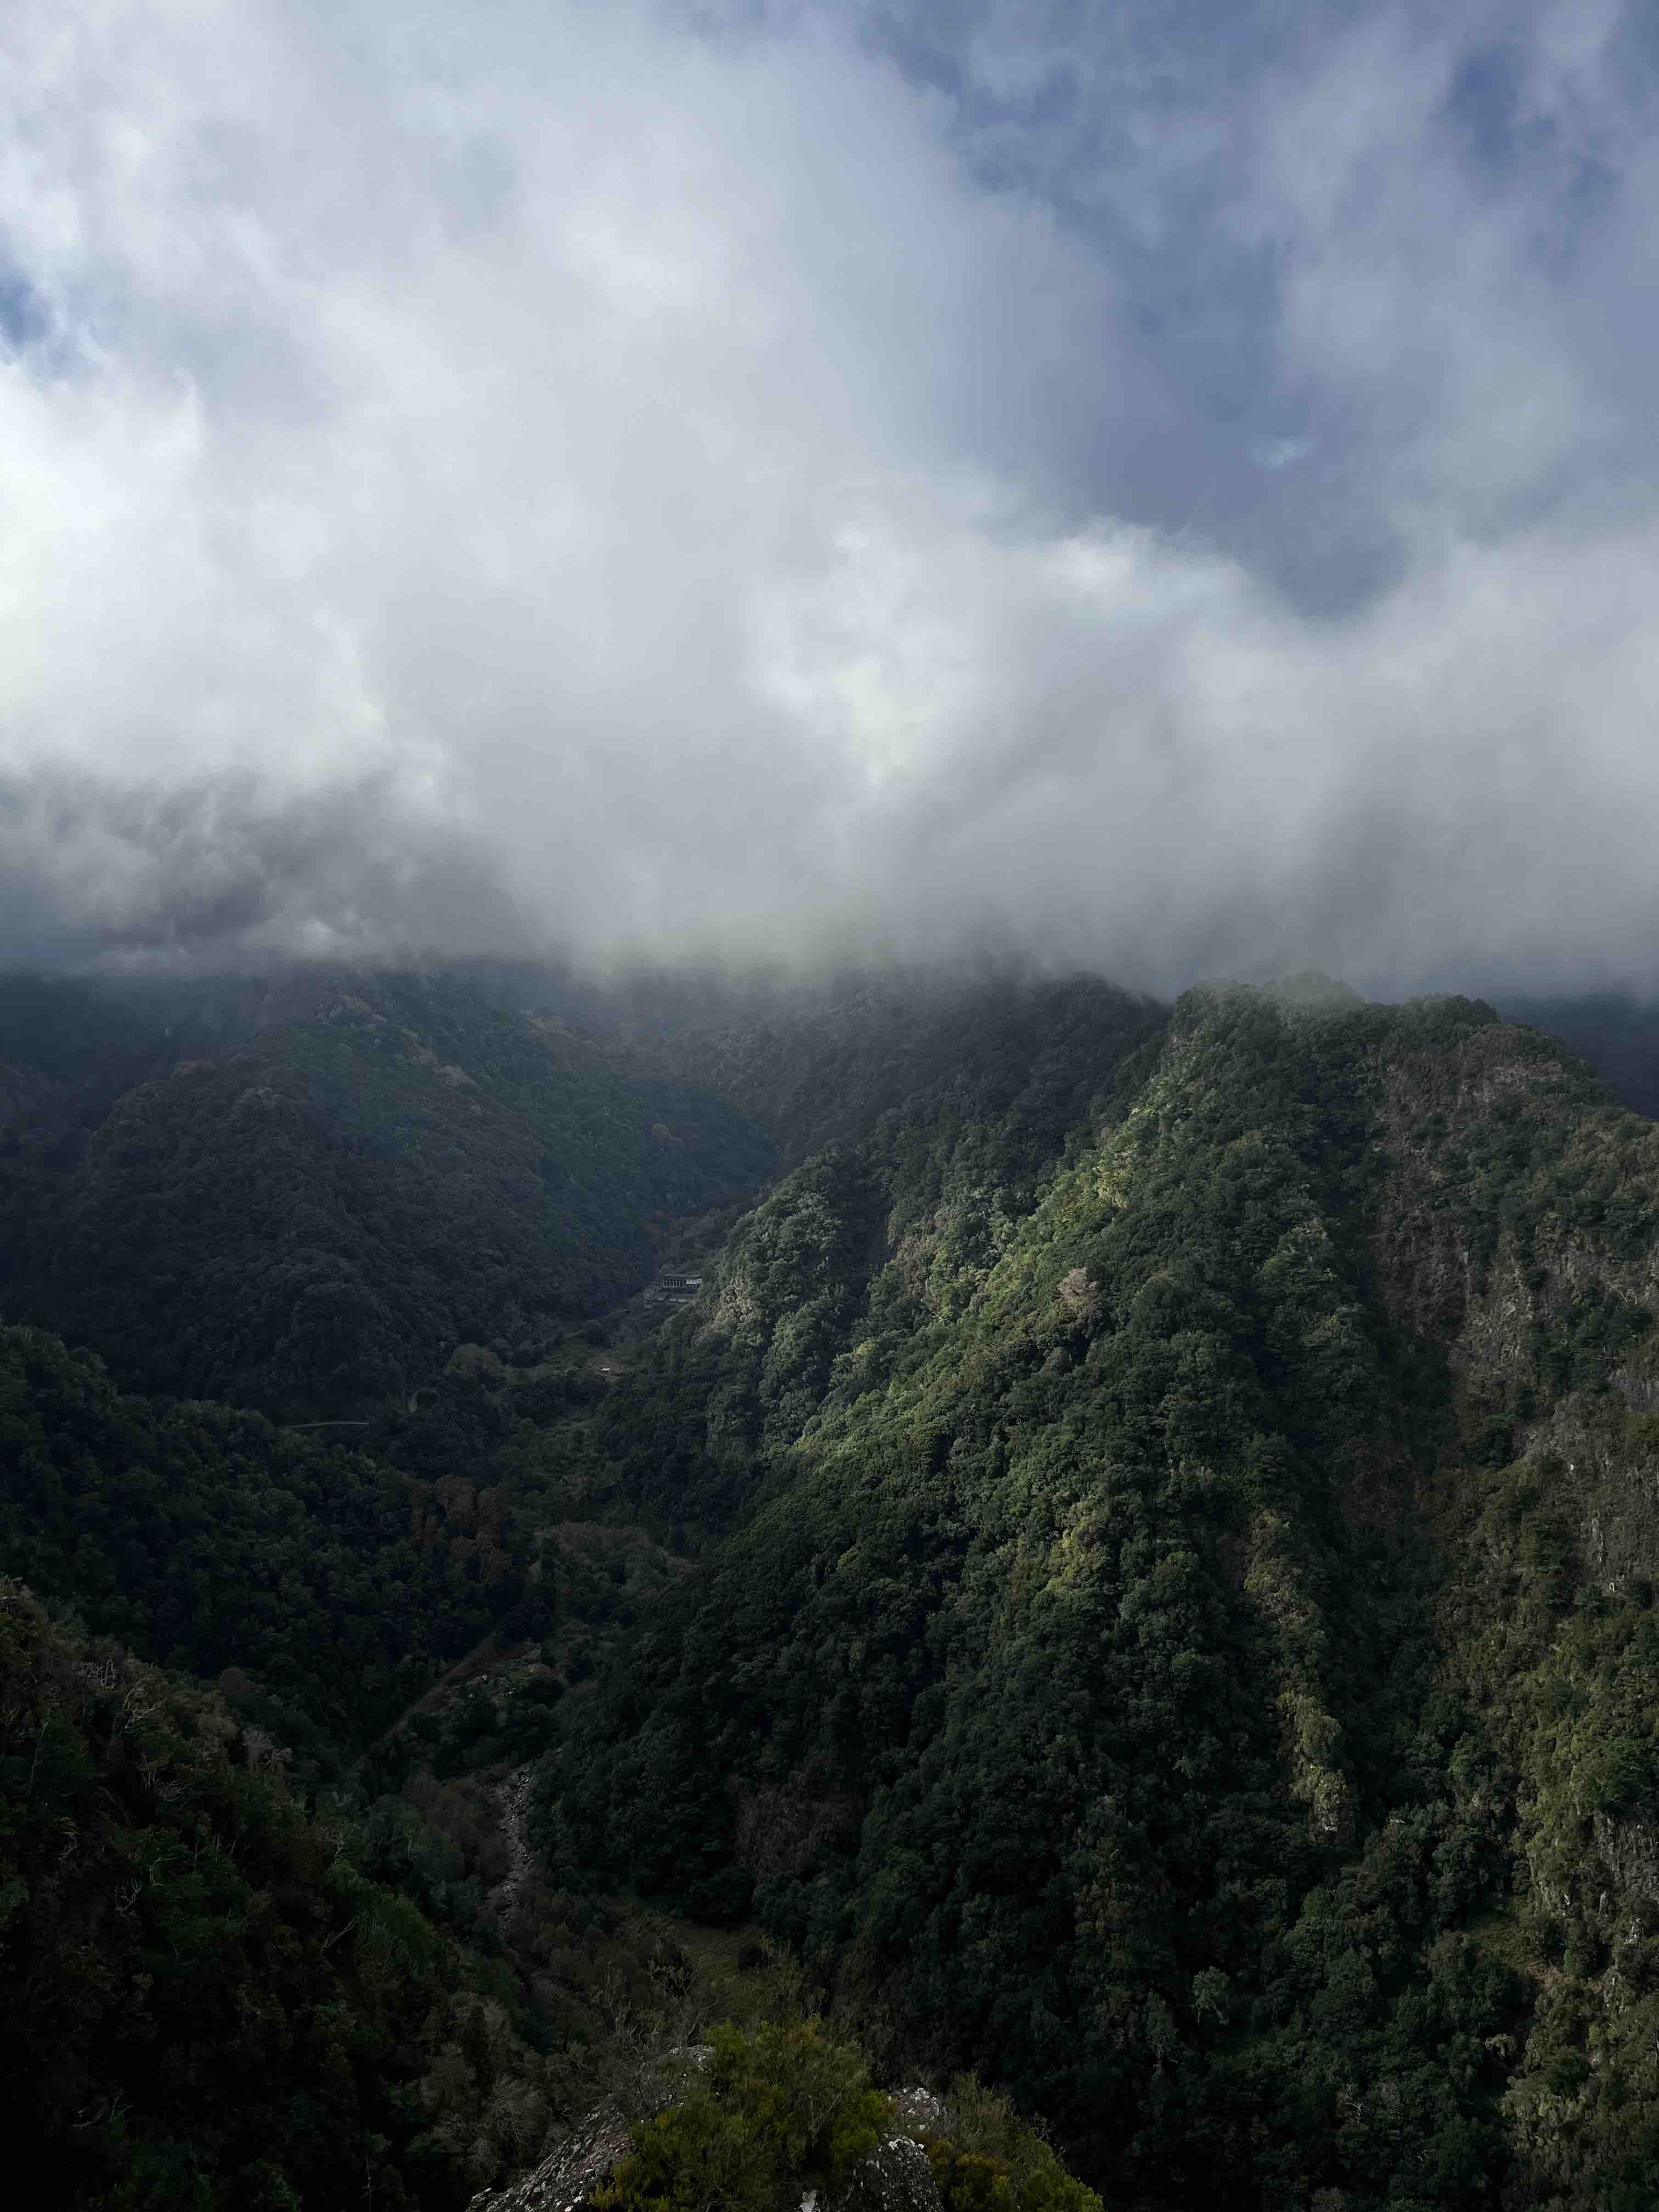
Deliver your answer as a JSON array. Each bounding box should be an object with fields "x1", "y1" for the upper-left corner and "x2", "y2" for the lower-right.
[
  {"x1": 567, "y1": 963, "x2": 1168, "y2": 1170},
  {"x1": 0, "y1": 968, "x2": 777, "y2": 1415},
  {"x1": 7, "y1": 967, "x2": 1659, "y2": 2208},
  {"x1": 0, "y1": 1579, "x2": 561, "y2": 2211},
  {"x1": 538, "y1": 985, "x2": 1659, "y2": 2208},
  {"x1": 0, "y1": 1325, "x2": 515, "y2": 1760}
]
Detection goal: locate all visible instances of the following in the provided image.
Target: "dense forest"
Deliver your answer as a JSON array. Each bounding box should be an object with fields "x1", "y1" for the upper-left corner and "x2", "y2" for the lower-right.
[
  {"x1": 543, "y1": 984, "x2": 1659, "y2": 2207},
  {"x1": 7, "y1": 960, "x2": 1659, "y2": 2208},
  {"x1": 0, "y1": 969, "x2": 776, "y2": 1416}
]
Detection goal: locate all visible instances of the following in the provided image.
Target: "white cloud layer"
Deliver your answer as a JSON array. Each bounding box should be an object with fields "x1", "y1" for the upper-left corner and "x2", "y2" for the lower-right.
[{"x1": 1, "y1": 0, "x2": 1657, "y2": 994}]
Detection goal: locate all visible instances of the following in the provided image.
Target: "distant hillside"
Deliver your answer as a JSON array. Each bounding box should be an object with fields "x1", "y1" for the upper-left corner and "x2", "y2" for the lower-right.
[
  {"x1": 644, "y1": 969, "x2": 1170, "y2": 1167},
  {"x1": 0, "y1": 967, "x2": 776, "y2": 1414},
  {"x1": 446, "y1": 957, "x2": 1168, "y2": 1168}
]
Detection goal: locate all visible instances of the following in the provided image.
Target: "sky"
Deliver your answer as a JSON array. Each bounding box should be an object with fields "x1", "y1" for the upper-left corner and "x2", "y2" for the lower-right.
[{"x1": 1, "y1": 0, "x2": 1657, "y2": 995}]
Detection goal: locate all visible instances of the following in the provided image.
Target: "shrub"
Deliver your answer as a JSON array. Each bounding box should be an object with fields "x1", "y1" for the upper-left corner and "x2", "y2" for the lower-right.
[{"x1": 593, "y1": 2019, "x2": 890, "y2": 2212}]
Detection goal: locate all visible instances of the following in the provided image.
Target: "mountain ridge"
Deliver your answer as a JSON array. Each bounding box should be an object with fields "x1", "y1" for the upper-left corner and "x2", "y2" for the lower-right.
[{"x1": 534, "y1": 984, "x2": 1659, "y2": 2206}]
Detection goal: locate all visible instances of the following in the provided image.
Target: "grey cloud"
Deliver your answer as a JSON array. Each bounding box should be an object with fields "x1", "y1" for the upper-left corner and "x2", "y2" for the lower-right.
[
  {"x1": 0, "y1": 1, "x2": 1656, "y2": 1002},
  {"x1": 0, "y1": 770, "x2": 535, "y2": 970},
  {"x1": 861, "y1": 1, "x2": 1659, "y2": 606}
]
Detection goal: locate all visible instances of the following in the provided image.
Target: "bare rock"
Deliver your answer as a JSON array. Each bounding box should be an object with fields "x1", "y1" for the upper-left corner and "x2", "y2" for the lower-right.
[
  {"x1": 467, "y1": 2094, "x2": 634, "y2": 2212},
  {"x1": 844, "y1": 2125, "x2": 942, "y2": 2212}
]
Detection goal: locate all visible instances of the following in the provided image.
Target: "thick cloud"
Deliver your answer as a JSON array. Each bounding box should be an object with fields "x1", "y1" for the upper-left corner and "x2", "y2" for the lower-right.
[{"x1": 0, "y1": 1, "x2": 1656, "y2": 995}]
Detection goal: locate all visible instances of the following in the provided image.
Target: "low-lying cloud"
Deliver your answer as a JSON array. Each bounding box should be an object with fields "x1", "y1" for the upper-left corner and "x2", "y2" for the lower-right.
[
  {"x1": 0, "y1": 768, "x2": 534, "y2": 969},
  {"x1": 1, "y1": 0, "x2": 1656, "y2": 997}
]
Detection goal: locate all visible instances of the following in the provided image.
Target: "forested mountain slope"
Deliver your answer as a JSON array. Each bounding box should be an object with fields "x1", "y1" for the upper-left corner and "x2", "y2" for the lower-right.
[
  {"x1": 0, "y1": 1325, "x2": 525, "y2": 1762},
  {"x1": 613, "y1": 967, "x2": 1168, "y2": 1169},
  {"x1": 0, "y1": 1579, "x2": 563, "y2": 2210},
  {"x1": 8, "y1": 964, "x2": 1659, "y2": 2210},
  {"x1": 568, "y1": 975, "x2": 1167, "y2": 1532},
  {"x1": 538, "y1": 986, "x2": 1659, "y2": 2209},
  {"x1": 0, "y1": 968, "x2": 776, "y2": 1414}
]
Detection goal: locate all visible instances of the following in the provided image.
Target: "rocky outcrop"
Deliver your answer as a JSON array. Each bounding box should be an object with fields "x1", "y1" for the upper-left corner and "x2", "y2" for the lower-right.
[
  {"x1": 827, "y1": 2129, "x2": 939, "y2": 2212},
  {"x1": 466, "y1": 2091, "x2": 636, "y2": 2212},
  {"x1": 466, "y1": 2077, "x2": 948, "y2": 2212},
  {"x1": 857, "y1": 2092, "x2": 949, "y2": 2212},
  {"x1": 466, "y1": 2048, "x2": 710, "y2": 2212}
]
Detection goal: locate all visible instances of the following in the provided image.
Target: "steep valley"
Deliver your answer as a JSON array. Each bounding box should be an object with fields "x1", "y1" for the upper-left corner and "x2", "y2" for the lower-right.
[{"x1": 5, "y1": 966, "x2": 1659, "y2": 2209}]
